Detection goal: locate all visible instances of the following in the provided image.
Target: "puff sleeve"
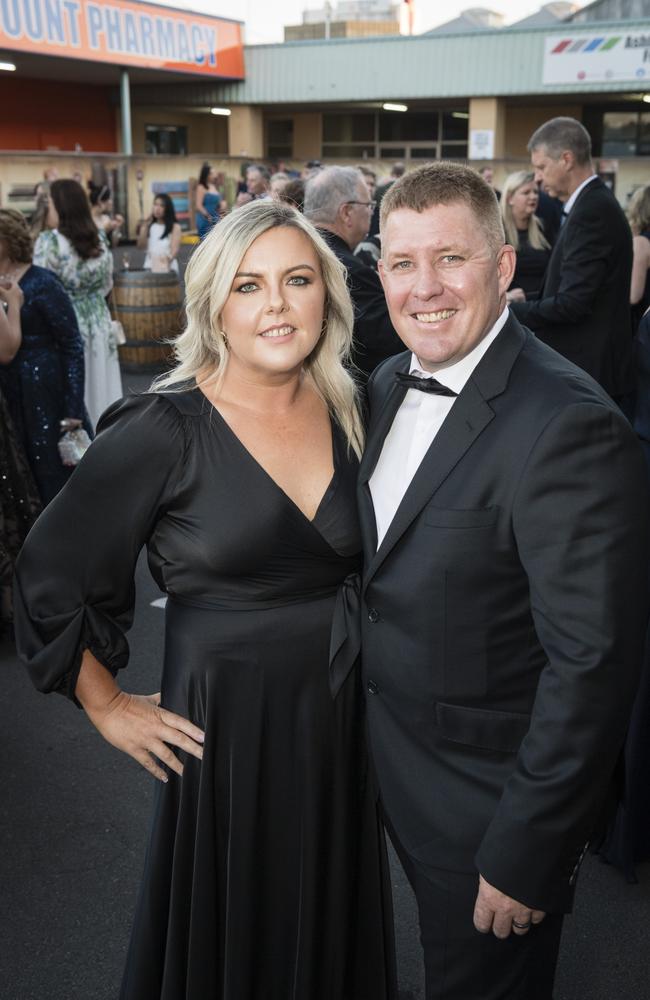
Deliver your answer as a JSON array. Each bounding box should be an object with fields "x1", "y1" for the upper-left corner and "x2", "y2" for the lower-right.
[{"x1": 13, "y1": 393, "x2": 186, "y2": 701}]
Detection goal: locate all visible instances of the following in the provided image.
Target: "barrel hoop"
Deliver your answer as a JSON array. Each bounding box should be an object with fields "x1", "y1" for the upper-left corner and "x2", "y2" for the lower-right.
[
  {"x1": 115, "y1": 303, "x2": 182, "y2": 314},
  {"x1": 113, "y1": 274, "x2": 179, "y2": 285},
  {"x1": 121, "y1": 338, "x2": 171, "y2": 348}
]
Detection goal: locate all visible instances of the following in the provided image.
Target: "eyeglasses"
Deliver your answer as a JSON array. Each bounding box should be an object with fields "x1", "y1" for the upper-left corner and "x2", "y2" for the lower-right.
[{"x1": 344, "y1": 200, "x2": 377, "y2": 211}]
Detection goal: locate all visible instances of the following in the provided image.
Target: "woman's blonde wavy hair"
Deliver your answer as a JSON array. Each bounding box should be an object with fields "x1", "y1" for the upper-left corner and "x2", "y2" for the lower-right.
[
  {"x1": 627, "y1": 184, "x2": 650, "y2": 236},
  {"x1": 153, "y1": 200, "x2": 363, "y2": 457},
  {"x1": 500, "y1": 171, "x2": 550, "y2": 252}
]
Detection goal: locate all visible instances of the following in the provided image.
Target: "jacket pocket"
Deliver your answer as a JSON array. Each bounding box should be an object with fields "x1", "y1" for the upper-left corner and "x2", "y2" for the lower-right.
[
  {"x1": 435, "y1": 701, "x2": 530, "y2": 753},
  {"x1": 423, "y1": 505, "x2": 499, "y2": 528}
]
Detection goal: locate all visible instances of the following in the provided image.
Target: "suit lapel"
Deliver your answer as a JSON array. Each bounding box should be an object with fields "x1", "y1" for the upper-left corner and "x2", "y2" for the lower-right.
[
  {"x1": 358, "y1": 362, "x2": 409, "y2": 561},
  {"x1": 363, "y1": 379, "x2": 494, "y2": 588},
  {"x1": 362, "y1": 315, "x2": 527, "y2": 590}
]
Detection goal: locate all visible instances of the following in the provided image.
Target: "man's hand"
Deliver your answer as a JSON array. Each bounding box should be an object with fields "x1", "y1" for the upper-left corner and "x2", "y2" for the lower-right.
[{"x1": 473, "y1": 875, "x2": 546, "y2": 939}]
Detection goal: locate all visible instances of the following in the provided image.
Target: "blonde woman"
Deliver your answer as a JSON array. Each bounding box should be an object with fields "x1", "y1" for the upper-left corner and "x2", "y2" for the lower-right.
[
  {"x1": 628, "y1": 185, "x2": 650, "y2": 329},
  {"x1": 501, "y1": 170, "x2": 551, "y2": 300},
  {"x1": 14, "y1": 201, "x2": 395, "y2": 1000}
]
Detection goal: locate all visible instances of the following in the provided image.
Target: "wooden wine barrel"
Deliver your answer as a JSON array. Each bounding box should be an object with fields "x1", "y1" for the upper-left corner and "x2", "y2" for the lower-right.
[{"x1": 113, "y1": 270, "x2": 184, "y2": 372}]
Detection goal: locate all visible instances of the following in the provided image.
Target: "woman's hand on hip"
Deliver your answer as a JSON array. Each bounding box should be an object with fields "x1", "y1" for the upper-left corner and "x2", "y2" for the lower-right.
[
  {"x1": 86, "y1": 690, "x2": 205, "y2": 782},
  {"x1": 75, "y1": 650, "x2": 204, "y2": 782}
]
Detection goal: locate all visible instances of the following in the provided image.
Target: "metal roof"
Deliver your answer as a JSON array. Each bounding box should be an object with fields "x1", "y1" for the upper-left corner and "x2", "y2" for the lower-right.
[{"x1": 131, "y1": 19, "x2": 650, "y2": 107}]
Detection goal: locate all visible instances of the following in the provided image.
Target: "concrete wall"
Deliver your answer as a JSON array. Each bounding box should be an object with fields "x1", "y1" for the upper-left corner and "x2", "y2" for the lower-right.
[
  {"x1": 292, "y1": 113, "x2": 323, "y2": 160},
  {"x1": 504, "y1": 104, "x2": 583, "y2": 159}
]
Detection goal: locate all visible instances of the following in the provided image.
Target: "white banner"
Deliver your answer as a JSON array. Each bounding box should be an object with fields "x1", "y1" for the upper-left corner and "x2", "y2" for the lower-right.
[
  {"x1": 543, "y1": 31, "x2": 650, "y2": 85},
  {"x1": 469, "y1": 129, "x2": 495, "y2": 160}
]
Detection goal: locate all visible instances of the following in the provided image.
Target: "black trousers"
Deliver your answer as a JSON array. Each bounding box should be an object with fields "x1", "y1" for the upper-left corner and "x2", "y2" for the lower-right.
[{"x1": 386, "y1": 818, "x2": 564, "y2": 1000}]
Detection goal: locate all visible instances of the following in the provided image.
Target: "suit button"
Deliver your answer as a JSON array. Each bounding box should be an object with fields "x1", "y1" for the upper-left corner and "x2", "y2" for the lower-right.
[
  {"x1": 367, "y1": 680, "x2": 379, "y2": 695},
  {"x1": 367, "y1": 608, "x2": 380, "y2": 623}
]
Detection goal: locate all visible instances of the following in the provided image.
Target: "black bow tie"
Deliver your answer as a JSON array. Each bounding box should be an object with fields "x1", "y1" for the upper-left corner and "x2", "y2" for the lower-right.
[{"x1": 395, "y1": 371, "x2": 458, "y2": 397}]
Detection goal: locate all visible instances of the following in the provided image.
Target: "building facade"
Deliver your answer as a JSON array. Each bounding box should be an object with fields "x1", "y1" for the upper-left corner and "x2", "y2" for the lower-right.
[{"x1": 0, "y1": 2, "x2": 648, "y2": 231}]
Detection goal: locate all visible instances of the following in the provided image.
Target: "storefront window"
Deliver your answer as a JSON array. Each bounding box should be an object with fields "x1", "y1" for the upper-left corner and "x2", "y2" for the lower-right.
[
  {"x1": 442, "y1": 111, "x2": 469, "y2": 141},
  {"x1": 639, "y1": 113, "x2": 650, "y2": 157},
  {"x1": 441, "y1": 143, "x2": 468, "y2": 160},
  {"x1": 322, "y1": 144, "x2": 376, "y2": 158},
  {"x1": 379, "y1": 112, "x2": 436, "y2": 142},
  {"x1": 323, "y1": 114, "x2": 375, "y2": 143},
  {"x1": 320, "y1": 109, "x2": 467, "y2": 161},
  {"x1": 267, "y1": 119, "x2": 294, "y2": 158},
  {"x1": 145, "y1": 125, "x2": 187, "y2": 156},
  {"x1": 602, "y1": 112, "x2": 638, "y2": 156}
]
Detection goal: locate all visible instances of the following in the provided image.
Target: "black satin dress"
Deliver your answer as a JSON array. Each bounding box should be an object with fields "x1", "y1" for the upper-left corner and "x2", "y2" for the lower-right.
[{"x1": 13, "y1": 388, "x2": 396, "y2": 1000}]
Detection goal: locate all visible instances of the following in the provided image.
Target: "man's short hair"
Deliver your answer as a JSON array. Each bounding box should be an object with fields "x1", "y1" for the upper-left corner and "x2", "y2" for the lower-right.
[
  {"x1": 380, "y1": 161, "x2": 505, "y2": 253},
  {"x1": 357, "y1": 165, "x2": 377, "y2": 182},
  {"x1": 527, "y1": 117, "x2": 592, "y2": 166},
  {"x1": 247, "y1": 164, "x2": 271, "y2": 183},
  {"x1": 304, "y1": 166, "x2": 364, "y2": 225}
]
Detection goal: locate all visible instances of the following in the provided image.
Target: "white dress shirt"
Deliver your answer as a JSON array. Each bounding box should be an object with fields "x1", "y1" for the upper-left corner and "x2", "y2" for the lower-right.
[
  {"x1": 561, "y1": 173, "x2": 597, "y2": 217},
  {"x1": 369, "y1": 307, "x2": 509, "y2": 548}
]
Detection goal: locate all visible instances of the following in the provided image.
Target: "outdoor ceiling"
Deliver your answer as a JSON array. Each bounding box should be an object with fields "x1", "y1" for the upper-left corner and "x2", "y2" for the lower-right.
[{"x1": 0, "y1": 50, "x2": 225, "y2": 86}]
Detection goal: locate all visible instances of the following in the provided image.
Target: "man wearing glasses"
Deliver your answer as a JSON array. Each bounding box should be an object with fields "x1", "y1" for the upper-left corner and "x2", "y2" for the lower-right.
[{"x1": 305, "y1": 166, "x2": 403, "y2": 382}]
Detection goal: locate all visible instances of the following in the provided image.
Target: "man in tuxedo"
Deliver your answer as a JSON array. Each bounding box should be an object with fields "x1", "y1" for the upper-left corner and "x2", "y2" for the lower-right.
[
  {"x1": 509, "y1": 116, "x2": 634, "y2": 399},
  {"x1": 359, "y1": 161, "x2": 648, "y2": 998},
  {"x1": 304, "y1": 166, "x2": 403, "y2": 381}
]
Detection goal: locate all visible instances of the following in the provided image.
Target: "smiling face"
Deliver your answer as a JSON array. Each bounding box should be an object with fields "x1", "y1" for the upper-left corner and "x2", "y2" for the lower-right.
[
  {"x1": 508, "y1": 181, "x2": 539, "y2": 225},
  {"x1": 219, "y1": 225, "x2": 326, "y2": 379},
  {"x1": 152, "y1": 197, "x2": 166, "y2": 220},
  {"x1": 530, "y1": 145, "x2": 571, "y2": 201},
  {"x1": 378, "y1": 202, "x2": 515, "y2": 371}
]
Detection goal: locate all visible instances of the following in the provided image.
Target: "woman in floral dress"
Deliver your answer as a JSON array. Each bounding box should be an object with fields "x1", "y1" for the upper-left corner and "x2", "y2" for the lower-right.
[{"x1": 34, "y1": 179, "x2": 122, "y2": 427}]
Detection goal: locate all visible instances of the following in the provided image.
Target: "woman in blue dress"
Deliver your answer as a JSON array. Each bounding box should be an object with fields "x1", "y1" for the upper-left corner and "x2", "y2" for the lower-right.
[
  {"x1": 0, "y1": 208, "x2": 88, "y2": 505},
  {"x1": 195, "y1": 163, "x2": 225, "y2": 239}
]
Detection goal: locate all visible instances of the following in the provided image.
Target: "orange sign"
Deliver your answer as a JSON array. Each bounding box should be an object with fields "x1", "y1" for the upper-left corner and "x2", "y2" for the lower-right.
[{"x1": 0, "y1": 0, "x2": 245, "y2": 78}]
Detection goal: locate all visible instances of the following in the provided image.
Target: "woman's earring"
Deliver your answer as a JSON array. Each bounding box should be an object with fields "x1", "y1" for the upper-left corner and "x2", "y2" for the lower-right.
[{"x1": 220, "y1": 329, "x2": 229, "y2": 350}]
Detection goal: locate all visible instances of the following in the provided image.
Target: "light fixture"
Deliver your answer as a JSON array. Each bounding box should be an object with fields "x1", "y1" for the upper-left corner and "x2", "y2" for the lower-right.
[
  {"x1": 210, "y1": 107, "x2": 231, "y2": 116},
  {"x1": 452, "y1": 111, "x2": 469, "y2": 119},
  {"x1": 0, "y1": 61, "x2": 16, "y2": 72},
  {"x1": 643, "y1": 94, "x2": 650, "y2": 104},
  {"x1": 382, "y1": 102, "x2": 408, "y2": 113}
]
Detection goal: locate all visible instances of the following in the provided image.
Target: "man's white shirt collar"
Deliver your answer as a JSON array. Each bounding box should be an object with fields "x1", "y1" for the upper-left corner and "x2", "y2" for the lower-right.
[
  {"x1": 408, "y1": 305, "x2": 510, "y2": 395},
  {"x1": 562, "y1": 173, "x2": 597, "y2": 217}
]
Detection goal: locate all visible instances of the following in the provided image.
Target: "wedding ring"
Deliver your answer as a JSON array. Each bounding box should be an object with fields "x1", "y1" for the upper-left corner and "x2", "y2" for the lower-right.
[{"x1": 512, "y1": 919, "x2": 532, "y2": 930}]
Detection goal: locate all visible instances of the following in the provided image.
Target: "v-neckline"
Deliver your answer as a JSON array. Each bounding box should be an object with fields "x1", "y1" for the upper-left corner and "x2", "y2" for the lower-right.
[{"x1": 197, "y1": 388, "x2": 338, "y2": 527}]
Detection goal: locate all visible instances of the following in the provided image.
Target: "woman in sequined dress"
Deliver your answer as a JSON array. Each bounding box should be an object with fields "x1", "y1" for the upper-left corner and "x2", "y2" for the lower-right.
[
  {"x1": 0, "y1": 208, "x2": 89, "y2": 505},
  {"x1": 34, "y1": 179, "x2": 122, "y2": 428},
  {"x1": 0, "y1": 277, "x2": 40, "y2": 632}
]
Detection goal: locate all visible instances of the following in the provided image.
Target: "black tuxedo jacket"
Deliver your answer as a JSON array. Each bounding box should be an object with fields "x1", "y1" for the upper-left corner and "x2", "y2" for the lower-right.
[
  {"x1": 318, "y1": 229, "x2": 403, "y2": 381},
  {"x1": 511, "y1": 176, "x2": 634, "y2": 398},
  {"x1": 359, "y1": 315, "x2": 648, "y2": 912}
]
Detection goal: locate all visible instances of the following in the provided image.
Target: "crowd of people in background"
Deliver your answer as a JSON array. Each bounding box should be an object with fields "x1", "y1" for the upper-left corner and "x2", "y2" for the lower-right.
[
  {"x1": 2, "y1": 136, "x2": 650, "y2": 934},
  {"x1": 5, "y1": 115, "x2": 650, "y2": 1000},
  {"x1": 1, "y1": 149, "x2": 649, "y2": 600}
]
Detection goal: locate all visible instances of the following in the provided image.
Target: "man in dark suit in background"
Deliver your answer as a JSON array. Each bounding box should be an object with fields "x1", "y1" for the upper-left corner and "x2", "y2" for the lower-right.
[
  {"x1": 509, "y1": 116, "x2": 634, "y2": 399},
  {"x1": 304, "y1": 166, "x2": 403, "y2": 381},
  {"x1": 359, "y1": 162, "x2": 648, "y2": 998}
]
